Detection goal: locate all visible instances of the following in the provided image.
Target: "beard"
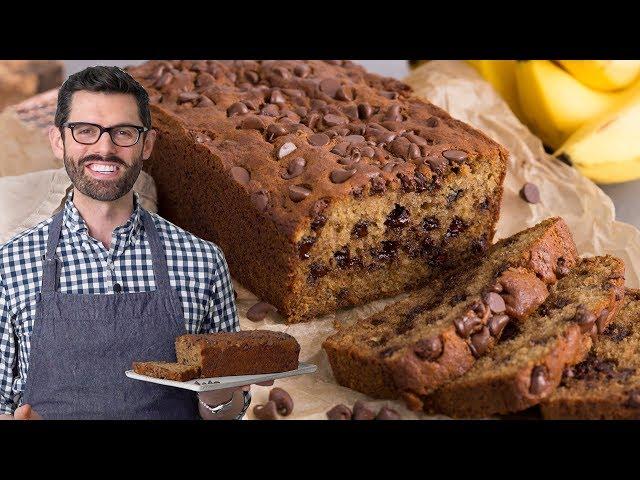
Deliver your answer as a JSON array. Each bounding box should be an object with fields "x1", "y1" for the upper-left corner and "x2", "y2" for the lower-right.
[{"x1": 63, "y1": 149, "x2": 143, "y2": 202}]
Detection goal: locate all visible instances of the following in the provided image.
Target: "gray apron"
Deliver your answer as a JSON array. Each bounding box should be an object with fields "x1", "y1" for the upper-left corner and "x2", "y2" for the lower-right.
[{"x1": 22, "y1": 208, "x2": 200, "y2": 420}]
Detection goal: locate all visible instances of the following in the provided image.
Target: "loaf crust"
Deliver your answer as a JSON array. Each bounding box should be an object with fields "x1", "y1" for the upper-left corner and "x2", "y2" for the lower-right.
[
  {"x1": 175, "y1": 331, "x2": 300, "y2": 377},
  {"x1": 323, "y1": 217, "x2": 578, "y2": 409},
  {"x1": 424, "y1": 255, "x2": 626, "y2": 418},
  {"x1": 540, "y1": 288, "x2": 640, "y2": 419},
  {"x1": 126, "y1": 60, "x2": 508, "y2": 323}
]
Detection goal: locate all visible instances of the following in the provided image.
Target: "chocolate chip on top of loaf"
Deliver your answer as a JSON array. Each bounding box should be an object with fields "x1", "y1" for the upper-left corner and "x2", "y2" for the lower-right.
[
  {"x1": 126, "y1": 60, "x2": 508, "y2": 323},
  {"x1": 323, "y1": 217, "x2": 578, "y2": 410},
  {"x1": 540, "y1": 288, "x2": 640, "y2": 419},
  {"x1": 175, "y1": 330, "x2": 300, "y2": 377},
  {"x1": 423, "y1": 255, "x2": 626, "y2": 418}
]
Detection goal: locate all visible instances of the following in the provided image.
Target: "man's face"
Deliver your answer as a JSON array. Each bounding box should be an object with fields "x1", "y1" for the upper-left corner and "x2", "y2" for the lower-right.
[{"x1": 49, "y1": 91, "x2": 156, "y2": 202}]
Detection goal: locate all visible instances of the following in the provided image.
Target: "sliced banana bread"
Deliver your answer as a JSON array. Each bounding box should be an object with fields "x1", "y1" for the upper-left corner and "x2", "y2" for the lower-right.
[
  {"x1": 175, "y1": 330, "x2": 300, "y2": 377},
  {"x1": 323, "y1": 217, "x2": 578, "y2": 410},
  {"x1": 540, "y1": 288, "x2": 640, "y2": 419},
  {"x1": 132, "y1": 361, "x2": 201, "y2": 381},
  {"x1": 424, "y1": 255, "x2": 626, "y2": 418}
]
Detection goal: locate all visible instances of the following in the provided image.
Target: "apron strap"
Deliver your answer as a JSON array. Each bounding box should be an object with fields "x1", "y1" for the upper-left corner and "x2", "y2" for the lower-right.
[
  {"x1": 41, "y1": 209, "x2": 64, "y2": 293},
  {"x1": 140, "y1": 209, "x2": 172, "y2": 291}
]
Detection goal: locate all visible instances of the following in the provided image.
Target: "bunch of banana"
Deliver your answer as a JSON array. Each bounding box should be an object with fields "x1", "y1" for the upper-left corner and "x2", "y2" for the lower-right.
[{"x1": 408, "y1": 60, "x2": 640, "y2": 183}]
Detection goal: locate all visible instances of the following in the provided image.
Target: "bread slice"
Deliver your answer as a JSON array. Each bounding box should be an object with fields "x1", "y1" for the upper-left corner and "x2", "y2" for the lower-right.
[
  {"x1": 323, "y1": 217, "x2": 578, "y2": 410},
  {"x1": 540, "y1": 288, "x2": 640, "y2": 419},
  {"x1": 175, "y1": 330, "x2": 300, "y2": 377},
  {"x1": 424, "y1": 255, "x2": 626, "y2": 417},
  {"x1": 132, "y1": 361, "x2": 200, "y2": 381}
]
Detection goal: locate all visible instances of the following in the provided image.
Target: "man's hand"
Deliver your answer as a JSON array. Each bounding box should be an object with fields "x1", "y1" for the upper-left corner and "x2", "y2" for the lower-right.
[
  {"x1": 0, "y1": 404, "x2": 43, "y2": 420},
  {"x1": 198, "y1": 380, "x2": 274, "y2": 420}
]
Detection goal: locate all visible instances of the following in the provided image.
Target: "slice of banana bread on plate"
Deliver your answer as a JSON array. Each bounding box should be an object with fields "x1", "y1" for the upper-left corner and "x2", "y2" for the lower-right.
[
  {"x1": 323, "y1": 217, "x2": 578, "y2": 410},
  {"x1": 540, "y1": 288, "x2": 640, "y2": 419},
  {"x1": 132, "y1": 361, "x2": 201, "y2": 381},
  {"x1": 423, "y1": 255, "x2": 625, "y2": 418}
]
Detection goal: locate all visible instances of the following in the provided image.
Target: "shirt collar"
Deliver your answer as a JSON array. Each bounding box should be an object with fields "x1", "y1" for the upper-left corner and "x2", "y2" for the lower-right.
[{"x1": 63, "y1": 189, "x2": 144, "y2": 245}]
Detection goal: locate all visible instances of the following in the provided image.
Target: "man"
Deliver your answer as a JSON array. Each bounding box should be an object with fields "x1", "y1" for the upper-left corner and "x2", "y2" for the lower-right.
[{"x1": 0, "y1": 66, "x2": 268, "y2": 420}]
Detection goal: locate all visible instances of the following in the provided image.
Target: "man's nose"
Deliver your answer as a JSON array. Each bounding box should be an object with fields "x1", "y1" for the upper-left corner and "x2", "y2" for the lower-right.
[{"x1": 91, "y1": 130, "x2": 119, "y2": 156}]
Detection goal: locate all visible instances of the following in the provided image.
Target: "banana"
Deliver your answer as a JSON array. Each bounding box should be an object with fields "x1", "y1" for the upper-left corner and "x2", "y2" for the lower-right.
[
  {"x1": 466, "y1": 60, "x2": 523, "y2": 120},
  {"x1": 515, "y1": 60, "x2": 636, "y2": 150},
  {"x1": 557, "y1": 60, "x2": 640, "y2": 92},
  {"x1": 555, "y1": 88, "x2": 640, "y2": 184}
]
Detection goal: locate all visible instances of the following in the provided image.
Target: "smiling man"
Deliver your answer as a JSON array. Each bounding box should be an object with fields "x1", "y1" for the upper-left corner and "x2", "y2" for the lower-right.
[{"x1": 0, "y1": 66, "x2": 265, "y2": 420}]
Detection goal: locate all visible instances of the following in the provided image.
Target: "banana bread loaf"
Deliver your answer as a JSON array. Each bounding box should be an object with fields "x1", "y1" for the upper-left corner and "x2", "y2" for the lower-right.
[
  {"x1": 423, "y1": 255, "x2": 625, "y2": 418},
  {"x1": 132, "y1": 361, "x2": 200, "y2": 381},
  {"x1": 175, "y1": 330, "x2": 300, "y2": 377},
  {"x1": 126, "y1": 60, "x2": 508, "y2": 323},
  {"x1": 540, "y1": 288, "x2": 640, "y2": 419},
  {"x1": 322, "y1": 217, "x2": 578, "y2": 410}
]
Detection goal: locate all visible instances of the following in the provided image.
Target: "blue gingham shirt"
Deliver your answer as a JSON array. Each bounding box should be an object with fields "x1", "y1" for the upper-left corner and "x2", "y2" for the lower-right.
[{"x1": 0, "y1": 189, "x2": 239, "y2": 414}]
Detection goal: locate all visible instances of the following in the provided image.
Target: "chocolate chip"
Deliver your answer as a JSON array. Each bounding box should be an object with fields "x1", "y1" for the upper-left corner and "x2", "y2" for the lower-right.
[
  {"x1": 294, "y1": 64, "x2": 311, "y2": 78},
  {"x1": 596, "y1": 309, "x2": 610, "y2": 334},
  {"x1": 351, "y1": 220, "x2": 369, "y2": 239},
  {"x1": 573, "y1": 304, "x2": 597, "y2": 334},
  {"x1": 384, "y1": 104, "x2": 402, "y2": 122},
  {"x1": 251, "y1": 191, "x2": 269, "y2": 212},
  {"x1": 253, "y1": 401, "x2": 278, "y2": 420},
  {"x1": 245, "y1": 70, "x2": 259, "y2": 83},
  {"x1": 282, "y1": 157, "x2": 306, "y2": 179},
  {"x1": 320, "y1": 78, "x2": 341, "y2": 97},
  {"x1": 230, "y1": 166, "x2": 250, "y2": 185},
  {"x1": 442, "y1": 149, "x2": 468, "y2": 163},
  {"x1": 330, "y1": 168, "x2": 357, "y2": 184},
  {"x1": 196, "y1": 96, "x2": 214, "y2": 107},
  {"x1": 326, "y1": 404, "x2": 352, "y2": 420},
  {"x1": 357, "y1": 103, "x2": 373, "y2": 120},
  {"x1": 414, "y1": 336, "x2": 443, "y2": 361},
  {"x1": 269, "y1": 90, "x2": 286, "y2": 104},
  {"x1": 408, "y1": 144, "x2": 421, "y2": 159},
  {"x1": 308, "y1": 133, "x2": 330, "y2": 147},
  {"x1": 469, "y1": 327, "x2": 491, "y2": 358},
  {"x1": 529, "y1": 366, "x2": 550, "y2": 395},
  {"x1": 240, "y1": 115, "x2": 266, "y2": 131},
  {"x1": 246, "y1": 301, "x2": 277, "y2": 322},
  {"x1": 226, "y1": 102, "x2": 249, "y2": 117},
  {"x1": 361, "y1": 146, "x2": 375, "y2": 158},
  {"x1": 342, "y1": 105, "x2": 359, "y2": 120},
  {"x1": 268, "y1": 387, "x2": 293, "y2": 416},
  {"x1": 278, "y1": 142, "x2": 297, "y2": 159},
  {"x1": 384, "y1": 204, "x2": 410, "y2": 229},
  {"x1": 352, "y1": 400, "x2": 376, "y2": 420},
  {"x1": 520, "y1": 183, "x2": 540, "y2": 204},
  {"x1": 289, "y1": 185, "x2": 311, "y2": 202},
  {"x1": 261, "y1": 104, "x2": 280, "y2": 117},
  {"x1": 335, "y1": 86, "x2": 353, "y2": 101},
  {"x1": 556, "y1": 256, "x2": 571, "y2": 278},
  {"x1": 272, "y1": 66, "x2": 290, "y2": 80},
  {"x1": 484, "y1": 292, "x2": 506, "y2": 314},
  {"x1": 421, "y1": 217, "x2": 440, "y2": 231},
  {"x1": 454, "y1": 312, "x2": 483, "y2": 338},
  {"x1": 445, "y1": 217, "x2": 469, "y2": 238},
  {"x1": 627, "y1": 389, "x2": 640, "y2": 409},
  {"x1": 153, "y1": 71, "x2": 173, "y2": 88},
  {"x1": 324, "y1": 113, "x2": 348, "y2": 127},
  {"x1": 338, "y1": 152, "x2": 361, "y2": 166},
  {"x1": 425, "y1": 116, "x2": 438, "y2": 127},
  {"x1": 266, "y1": 123, "x2": 287, "y2": 141},
  {"x1": 426, "y1": 156, "x2": 448, "y2": 175},
  {"x1": 297, "y1": 236, "x2": 315, "y2": 260},
  {"x1": 375, "y1": 407, "x2": 401, "y2": 420},
  {"x1": 488, "y1": 314, "x2": 510, "y2": 337},
  {"x1": 602, "y1": 322, "x2": 632, "y2": 342}
]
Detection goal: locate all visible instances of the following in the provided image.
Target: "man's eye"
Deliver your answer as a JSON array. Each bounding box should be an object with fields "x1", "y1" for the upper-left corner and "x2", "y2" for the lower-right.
[{"x1": 79, "y1": 129, "x2": 92, "y2": 134}]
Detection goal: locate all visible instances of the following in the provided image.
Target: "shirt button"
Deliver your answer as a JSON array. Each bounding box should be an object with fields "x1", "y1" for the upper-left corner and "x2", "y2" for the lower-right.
[{"x1": 113, "y1": 283, "x2": 122, "y2": 293}]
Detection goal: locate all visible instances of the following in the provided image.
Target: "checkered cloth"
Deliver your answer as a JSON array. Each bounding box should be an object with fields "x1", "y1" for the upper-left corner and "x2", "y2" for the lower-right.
[{"x1": 0, "y1": 189, "x2": 239, "y2": 414}]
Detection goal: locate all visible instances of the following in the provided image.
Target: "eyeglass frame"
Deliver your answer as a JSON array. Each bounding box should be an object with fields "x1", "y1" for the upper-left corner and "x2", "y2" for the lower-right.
[{"x1": 61, "y1": 121, "x2": 150, "y2": 147}]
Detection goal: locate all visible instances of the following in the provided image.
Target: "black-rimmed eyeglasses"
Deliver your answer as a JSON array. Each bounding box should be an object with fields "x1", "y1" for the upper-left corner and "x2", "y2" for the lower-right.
[{"x1": 62, "y1": 122, "x2": 149, "y2": 147}]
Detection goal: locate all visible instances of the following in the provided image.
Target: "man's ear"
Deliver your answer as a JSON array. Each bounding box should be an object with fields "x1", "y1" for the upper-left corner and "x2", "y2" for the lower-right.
[
  {"x1": 49, "y1": 126, "x2": 64, "y2": 161},
  {"x1": 142, "y1": 129, "x2": 157, "y2": 160}
]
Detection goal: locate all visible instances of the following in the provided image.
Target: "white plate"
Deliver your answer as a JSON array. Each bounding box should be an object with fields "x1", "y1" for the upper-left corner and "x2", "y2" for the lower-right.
[{"x1": 125, "y1": 362, "x2": 317, "y2": 392}]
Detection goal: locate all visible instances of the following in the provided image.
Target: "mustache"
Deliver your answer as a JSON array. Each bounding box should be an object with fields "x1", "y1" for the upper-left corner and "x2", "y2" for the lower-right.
[{"x1": 80, "y1": 155, "x2": 127, "y2": 167}]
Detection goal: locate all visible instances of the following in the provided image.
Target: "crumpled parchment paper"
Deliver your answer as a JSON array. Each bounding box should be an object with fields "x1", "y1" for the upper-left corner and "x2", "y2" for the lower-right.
[{"x1": 237, "y1": 60, "x2": 640, "y2": 420}]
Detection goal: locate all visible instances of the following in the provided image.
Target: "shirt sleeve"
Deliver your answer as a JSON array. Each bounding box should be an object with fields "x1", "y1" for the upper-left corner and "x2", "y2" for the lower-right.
[
  {"x1": 201, "y1": 245, "x2": 240, "y2": 333},
  {"x1": 0, "y1": 274, "x2": 17, "y2": 415}
]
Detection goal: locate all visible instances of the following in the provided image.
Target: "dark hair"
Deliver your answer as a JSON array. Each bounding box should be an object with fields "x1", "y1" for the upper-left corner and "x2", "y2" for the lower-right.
[{"x1": 54, "y1": 66, "x2": 151, "y2": 129}]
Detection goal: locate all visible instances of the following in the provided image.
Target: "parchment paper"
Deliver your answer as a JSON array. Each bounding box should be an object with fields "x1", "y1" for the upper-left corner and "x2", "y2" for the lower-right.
[{"x1": 238, "y1": 60, "x2": 640, "y2": 420}]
